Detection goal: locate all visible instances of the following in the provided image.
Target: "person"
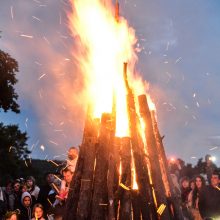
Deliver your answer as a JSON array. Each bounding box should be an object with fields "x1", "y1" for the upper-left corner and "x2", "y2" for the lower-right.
[
  {"x1": 188, "y1": 175, "x2": 205, "y2": 220},
  {"x1": 204, "y1": 154, "x2": 217, "y2": 184},
  {"x1": 12, "y1": 180, "x2": 22, "y2": 210},
  {"x1": 180, "y1": 176, "x2": 193, "y2": 220},
  {"x1": 57, "y1": 168, "x2": 74, "y2": 202},
  {"x1": 26, "y1": 176, "x2": 40, "y2": 201},
  {"x1": 66, "y1": 146, "x2": 78, "y2": 173},
  {"x1": 31, "y1": 203, "x2": 45, "y2": 220},
  {"x1": 4, "y1": 180, "x2": 14, "y2": 211},
  {"x1": 199, "y1": 170, "x2": 220, "y2": 219},
  {"x1": 19, "y1": 191, "x2": 33, "y2": 220},
  {"x1": 3, "y1": 211, "x2": 18, "y2": 220},
  {"x1": 0, "y1": 186, "x2": 7, "y2": 219},
  {"x1": 37, "y1": 173, "x2": 57, "y2": 215}
]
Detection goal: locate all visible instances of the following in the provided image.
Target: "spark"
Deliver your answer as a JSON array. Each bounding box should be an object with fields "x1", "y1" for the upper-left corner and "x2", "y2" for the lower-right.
[
  {"x1": 64, "y1": 58, "x2": 70, "y2": 61},
  {"x1": 43, "y1": 36, "x2": 50, "y2": 45},
  {"x1": 196, "y1": 102, "x2": 200, "y2": 108},
  {"x1": 9, "y1": 146, "x2": 15, "y2": 152},
  {"x1": 191, "y1": 156, "x2": 196, "y2": 159},
  {"x1": 38, "y1": 73, "x2": 46, "y2": 80},
  {"x1": 10, "y1": 6, "x2": 14, "y2": 20},
  {"x1": 164, "y1": 61, "x2": 168, "y2": 64},
  {"x1": 30, "y1": 144, "x2": 35, "y2": 151},
  {"x1": 32, "y1": 16, "x2": 41, "y2": 22},
  {"x1": 25, "y1": 160, "x2": 28, "y2": 167},
  {"x1": 192, "y1": 115, "x2": 197, "y2": 120},
  {"x1": 40, "y1": 145, "x2": 45, "y2": 151},
  {"x1": 20, "y1": 34, "x2": 33, "y2": 39},
  {"x1": 59, "y1": 12, "x2": 62, "y2": 24},
  {"x1": 59, "y1": 122, "x2": 64, "y2": 126},
  {"x1": 166, "y1": 41, "x2": 170, "y2": 51},
  {"x1": 34, "y1": 61, "x2": 42, "y2": 66},
  {"x1": 38, "y1": 89, "x2": 43, "y2": 99},
  {"x1": 54, "y1": 129, "x2": 63, "y2": 132},
  {"x1": 48, "y1": 160, "x2": 59, "y2": 167},
  {"x1": 47, "y1": 198, "x2": 52, "y2": 206},
  {"x1": 25, "y1": 118, "x2": 28, "y2": 128},
  {"x1": 209, "y1": 146, "x2": 218, "y2": 151},
  {"x1": 53, "y1": 174, "x2": 62, "y2": 182},
  {"x1": 49, "y1": 140, "x2": 58, "y2": 146},
  {"x1": 193, "y1": 93, "x2": 196, "y2": 98},
  {"x1": 28, "y1": 155, "x2": 32, "y2": 164},
  {"x1": 175, "y1": 57, "x2": 182, "y2": 64},
  {"x1": 33, "y1": 0, "x2": 41, "y2": 3}
]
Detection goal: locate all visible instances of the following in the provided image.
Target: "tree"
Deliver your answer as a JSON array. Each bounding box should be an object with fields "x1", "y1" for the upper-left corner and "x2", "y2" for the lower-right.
[
  {"x1": 0, "y1": 49, "x2": 20, "y2": 113},
  {"x1": 0, "y1": 123, "x2": 30, "y2": 179}
]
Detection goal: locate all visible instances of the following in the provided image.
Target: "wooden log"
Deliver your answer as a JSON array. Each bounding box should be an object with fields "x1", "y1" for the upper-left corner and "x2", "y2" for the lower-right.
[
  {"x1": 151, "y1": 111, "x2": 184, "y2": 220},
  {"x1": 138, "y1": 94, "x2": 171, "y2": 220},
  {"x1": 107, "y1": 95, "x2": 117, "y2": 220},
  {"x1": 77, "y1": 118, "x2": 99, "y2": 220},
  {"x1": 64, "y1": 109, "x2": 99, "y2": 220},
  {"x1": 123, "y1": 63, "x2": 157, "y2": 220},
  {"x1": 64, "y1": 144, "x2": 85, "y2": 220},
  {"x1": 119, "y1": 137, "x2": 132, "y2": 220},
  {"x1": 131, "y1": 190, "x2": 141, "y2": 220},
  {"x1": 91, "y1": 113, "x2": 112, "y2": 220}
]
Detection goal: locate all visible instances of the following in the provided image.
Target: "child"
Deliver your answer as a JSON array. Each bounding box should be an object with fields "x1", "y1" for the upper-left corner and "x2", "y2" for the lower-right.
[
  {"x1": 4, "y1": 211, "x2": 18, "y2": 220},
  {"x1": 31, "y1": 203, "x2": 45, "y2": 220},
  {"x1": 20, "y1": 192, "x2": 32, "y2": 220}
]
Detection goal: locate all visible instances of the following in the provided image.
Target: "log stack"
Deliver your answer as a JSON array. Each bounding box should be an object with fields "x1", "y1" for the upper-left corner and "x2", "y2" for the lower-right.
[{"x1": 64, "y1": 63, "x2": 183, "y2": 220}]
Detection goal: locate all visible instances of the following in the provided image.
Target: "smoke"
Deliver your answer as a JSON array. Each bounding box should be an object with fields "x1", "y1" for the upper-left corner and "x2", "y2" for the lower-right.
[{"x1": 0, "y1": 0, "x2": 87, "y2": 158}]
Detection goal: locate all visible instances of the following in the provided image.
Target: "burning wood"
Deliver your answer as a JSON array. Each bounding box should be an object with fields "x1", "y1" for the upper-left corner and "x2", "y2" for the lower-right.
[{"x1": 64, "y1": 1, "x2": 183, "y2": 219}]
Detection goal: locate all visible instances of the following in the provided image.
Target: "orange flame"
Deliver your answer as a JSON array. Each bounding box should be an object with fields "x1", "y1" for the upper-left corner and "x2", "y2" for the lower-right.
[{"x1": 68, "y1": 0, "x2": 150, "y2": 137}]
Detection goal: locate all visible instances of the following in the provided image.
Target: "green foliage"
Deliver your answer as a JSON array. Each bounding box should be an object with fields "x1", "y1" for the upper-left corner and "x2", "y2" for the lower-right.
[
  {"x1": 0, "y1": 49, "x2": 20, "y2": 113},
  {"x1": 0, "y1": 123, "x2": 30, "y2": 179}
]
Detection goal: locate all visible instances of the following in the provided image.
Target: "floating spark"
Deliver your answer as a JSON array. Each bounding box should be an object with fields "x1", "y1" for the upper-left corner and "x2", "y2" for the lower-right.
[
  {"x1": 10, "y1": 6, "x2": 14, "y2": 20},
  {"x1": 35, "y1": 61, "x2": 42, "y2": 66},
  {"x1": 175, "y1": 57, "x2": 182, "y2": 64},
  {"x1": 38, "y1": 73, "x2": 46, "y2": 80},
  {"x1": 49, "y1": 140, "x2": 59, "y2": 146},
  {"x1": 43, "y1": 36, "x2": 50, "y2": 45},
  {"x1": 32, "y1": 16, "x2": 41, "y2": 22},
  {"x1": 20, "y1": 34, "x2": 33, "y2": 39}
]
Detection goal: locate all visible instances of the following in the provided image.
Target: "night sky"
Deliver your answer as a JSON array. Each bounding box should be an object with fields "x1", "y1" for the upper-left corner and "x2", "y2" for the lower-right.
[{"x1": 1, "y1": 0, "x2": 220, "y2": 165}]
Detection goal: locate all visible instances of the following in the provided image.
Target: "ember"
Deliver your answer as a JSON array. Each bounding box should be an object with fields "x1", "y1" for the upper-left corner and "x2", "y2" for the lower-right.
[{"x1": 64, "y1": 0, "x2": 182, "y2": 219}]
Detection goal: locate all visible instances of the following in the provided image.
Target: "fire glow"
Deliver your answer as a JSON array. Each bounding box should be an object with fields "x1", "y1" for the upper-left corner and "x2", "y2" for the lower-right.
[{"x1": 67, "y1": 0, "x2": 155, "y2": 137}]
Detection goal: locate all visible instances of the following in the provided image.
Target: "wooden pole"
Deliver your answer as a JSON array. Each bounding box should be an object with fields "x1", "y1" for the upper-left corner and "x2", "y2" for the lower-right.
[
  {"x1": 123, "y1": 63, "x2": 157, "y2": 220},
  {"x1": 151, "y1": 111, "x2": 184, "y2": 220},
  {"x1": 77, "y1": 118, "x2": 99, "y2": 219},
  {"x1": 119, "y1": 137, "x2": 132, "y2": 220},
  {"x1": 64, "y1": 108, "x2": 99, "y2": 220},
  {"x1": 138, "y1": 94, "x2": 171, "y2": 220},
  {"x1": 91, "y1": 113, "x2": 112, "y2": 220}
]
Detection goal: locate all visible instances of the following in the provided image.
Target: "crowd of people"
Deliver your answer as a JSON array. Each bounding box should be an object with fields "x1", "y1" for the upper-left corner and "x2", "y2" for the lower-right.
[
  {"x1": 0, "y1": 147, "x2": 78, "y2": 220},
  {"x1": 0, "y1": 148, "x2": 220, "y2": 220},
  {"x1": 169, "y1": 154, "x2": 220, "y2": 220}
]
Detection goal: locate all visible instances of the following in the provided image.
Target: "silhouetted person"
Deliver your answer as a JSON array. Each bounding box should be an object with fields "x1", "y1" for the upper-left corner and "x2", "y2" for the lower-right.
[{"x1": 199, "y1": 170, "x2": 220, "y2": 219}]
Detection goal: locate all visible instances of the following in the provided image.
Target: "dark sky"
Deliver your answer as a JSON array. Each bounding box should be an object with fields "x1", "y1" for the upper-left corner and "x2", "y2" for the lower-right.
[{"x1": 1, "y1": 0, "x2": 220, "y2": 165}]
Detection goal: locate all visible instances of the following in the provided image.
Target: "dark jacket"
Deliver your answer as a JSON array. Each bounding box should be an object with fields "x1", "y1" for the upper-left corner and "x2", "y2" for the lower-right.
[
  {"x1": 198, "y1": 185, "x2": 220, "y2": 219},
  {"x1": 19, "y1": 192, "x2": 33, "y2": 220}
]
